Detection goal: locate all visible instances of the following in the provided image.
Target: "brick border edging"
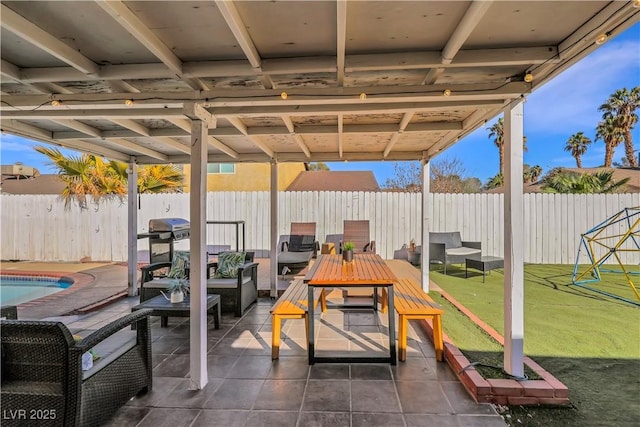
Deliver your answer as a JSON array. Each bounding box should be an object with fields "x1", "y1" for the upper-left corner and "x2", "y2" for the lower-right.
[{"x1": 416, "y1": 286, "x2": 570, "y2": 406}]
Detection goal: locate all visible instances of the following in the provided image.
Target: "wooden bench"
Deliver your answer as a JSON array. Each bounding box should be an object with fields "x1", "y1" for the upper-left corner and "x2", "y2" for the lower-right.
[
  {"x1": 270, "y1": 279, "x2": 327, "y2": 359},
  {"x1": 391, "y1": 278, "x2": 444, "y2": 362}
]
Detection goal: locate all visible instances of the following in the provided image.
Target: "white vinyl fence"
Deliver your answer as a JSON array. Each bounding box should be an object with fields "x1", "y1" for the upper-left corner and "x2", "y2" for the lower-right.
[{"x1": 1, "y1": 192, "x2": 638, "y2": 265}]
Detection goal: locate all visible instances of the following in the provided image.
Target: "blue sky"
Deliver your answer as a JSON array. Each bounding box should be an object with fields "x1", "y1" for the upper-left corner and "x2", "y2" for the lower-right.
[{"x1": 1, "y1": 23, "x2": 638, "y2": 185}]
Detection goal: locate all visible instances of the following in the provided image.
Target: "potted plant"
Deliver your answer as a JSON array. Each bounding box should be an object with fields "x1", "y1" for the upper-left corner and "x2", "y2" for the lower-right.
[
  {"x1": 165, "y1": 278, "x2": 190, "y2": 303},
  {"x1": 342, "y1": 241, "x2": 355, "y2": 263}
]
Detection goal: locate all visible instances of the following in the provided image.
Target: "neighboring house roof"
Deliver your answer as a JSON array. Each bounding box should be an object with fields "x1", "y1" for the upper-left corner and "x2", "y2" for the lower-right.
[
  {"x1": 484, "y1": 167, "x2": 640, "y2": 193},
  {"x1": 286, "y1": 171, "x2": 380, "y2": 192},
  {"x1": 1, "y1": 174, "x2": 65, "y2": 195}
]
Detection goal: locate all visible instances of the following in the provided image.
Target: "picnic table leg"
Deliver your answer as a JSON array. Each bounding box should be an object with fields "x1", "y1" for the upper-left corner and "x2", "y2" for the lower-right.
[
  {"x1": 320, "y1": 289, "x2": 327, "y2": 312},
  {"x1": 398, "y1": 315, "x2": 407, "y2": 362},
  {"x1": 380, "y1": 288, "x2": 388, "y2": 313},
  {"x1": 271, "y1": 315, "x2": 281, "y2": 360},
  {"x1": 387, "y1": 286, "x2": 396, "y2": 365},
  {"x1": 433, "y1": 314, "x2": 444, "y2": 362},
  {"x1": 307, "y1": 286, "x2": 315, "y2": 365}
]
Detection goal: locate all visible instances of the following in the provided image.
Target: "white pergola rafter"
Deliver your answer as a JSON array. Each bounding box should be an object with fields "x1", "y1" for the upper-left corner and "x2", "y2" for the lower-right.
[
  {"x1": 383, "y1": 111, "x2": 415, "y2": 158},
  {"x1": 7, "y1": 46, "x2": 558, "y2": 85},
  {"x1": 226, "y1": 116, "x2": 274, "y2": 158},
  {"x1": 337, "y1": 114, "x2": 344, "y2": 158},
  {"x1": 281, "y1": 116, "x2": 311, "y2": 158},
  {"x1": 96, "y1": 0, "x2": 210, "y2": 91},
  {"x1": 108, "y1": 138, "x2": 168, "y2": 161},
  {"x1": 0, "y1": 82, "x2": 528, "y2": 111},
  {"x1": 422, "y1": 0, "x2": 493, "y2": 85},
  {"x1": 336, "y1": 0, "x2": 347, "y2": 86},
  {"x1": 0, "y1": 4, "x2": 99, "y2": 75},
  {"x1": 51, "y1": 121, "x2": 463, "y2": 140},
  {"x1": 52, "y1": 119, "x2": 102, "y2": 138},
  {"x1": 215, "y1": 0, "x2": 274, "y2": 90}
]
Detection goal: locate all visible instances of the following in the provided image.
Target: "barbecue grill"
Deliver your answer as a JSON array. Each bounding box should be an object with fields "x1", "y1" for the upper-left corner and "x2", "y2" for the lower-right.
[{"x1": 142, "y1": 218, "x2": 190, "y2": 264}]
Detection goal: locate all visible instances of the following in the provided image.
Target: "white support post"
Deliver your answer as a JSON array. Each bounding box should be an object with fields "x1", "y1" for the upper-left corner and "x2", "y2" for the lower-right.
[
  {"x1": 270, "y1": 160, "x2": 278, "y2": 298},
  {"x1": 504, "y1": 101, "x2": 525, "y2": 378},
  {"x1": 127, "y1": 157, "x2": 138, "y2": 297},
  {"x1": 189, "y1": 118, "x2": 208, "y2": 390},
  {"x1": 420, "y1": 157, "x2": 430, "y2": 292}
]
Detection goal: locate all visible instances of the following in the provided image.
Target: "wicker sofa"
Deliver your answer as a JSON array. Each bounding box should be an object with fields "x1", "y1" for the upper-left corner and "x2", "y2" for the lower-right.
[
  {"x1": 0, "y1": 309, "x2": 153, "y2": 427},
  {"x1": 429, "y1": 231, "x2": 481, "y2": 274},
  {"x1": 140, "y1": 252, "x2": 259, "y2": 317}
]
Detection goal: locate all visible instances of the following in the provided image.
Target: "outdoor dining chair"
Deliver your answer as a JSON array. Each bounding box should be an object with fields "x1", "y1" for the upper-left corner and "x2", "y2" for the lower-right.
[{"x1": 342, "y1": 220, "x2": 376, "y2": 253}]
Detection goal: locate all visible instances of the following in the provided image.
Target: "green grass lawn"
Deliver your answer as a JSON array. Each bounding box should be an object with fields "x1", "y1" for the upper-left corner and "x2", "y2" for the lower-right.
[{"x1": 429, "y1": 264, "x2": 640, "y2": 427}]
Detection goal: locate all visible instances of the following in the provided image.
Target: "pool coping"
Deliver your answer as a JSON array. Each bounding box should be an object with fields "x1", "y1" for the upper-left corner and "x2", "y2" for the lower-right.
[{"x1": 1, "y1": 270, "x2": 95, "y2": 311}]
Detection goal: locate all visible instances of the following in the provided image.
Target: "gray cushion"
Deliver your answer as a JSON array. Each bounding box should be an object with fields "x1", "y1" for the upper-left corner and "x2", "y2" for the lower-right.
[
  {"x1": 447, "y1": 247, "x2": 480, "y2": 256},
  {"x1": 278, "y1": 251, "x2": 313, "y2": 264},
  {"x1": 206, "y1": 275, "x2": 252, "y2": 289}
]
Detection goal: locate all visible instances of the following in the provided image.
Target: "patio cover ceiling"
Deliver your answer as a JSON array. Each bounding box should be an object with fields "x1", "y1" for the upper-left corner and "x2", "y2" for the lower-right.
[{"x1": 1, "y1": 1, "x2": 638, "y2": 165}]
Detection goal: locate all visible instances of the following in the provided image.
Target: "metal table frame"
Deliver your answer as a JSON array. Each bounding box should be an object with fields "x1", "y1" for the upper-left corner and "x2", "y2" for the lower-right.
[
  {"x1": 206, "y1": 220, "x2": 246, "y2": 253},
  {"x1": 132, "y1": 294, "x2": 221, "y2": 329},
  {"x1": 305, "y1": 254, "x2": 397, "y2": 365}
]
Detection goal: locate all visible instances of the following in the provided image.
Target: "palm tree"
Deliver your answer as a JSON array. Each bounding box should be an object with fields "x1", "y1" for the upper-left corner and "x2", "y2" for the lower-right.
[
  {"x1": 598, "y1": 87, "x2": 639, "y2": 168},
  {"x1": 487, "y1": 117, "x2": 528, "y2": 175},
  {"x1": 564, "y1": 132, "x2": 592, "y2": 168},
  {"x1": 487, "y1": 119, "x2": 505, "y2": 174},
  {"x1": 529, "y1": 165, "x2": 543, "y2": 183},
  {"x1": 35, "y1": 146, "x2": 184, "y2": 208},
  {"x1": 541, "y1": 170, "x2": 629, "y2": 194},
  {"x1": 595, "y1": 116, "x2": 624, "y2": 167}
]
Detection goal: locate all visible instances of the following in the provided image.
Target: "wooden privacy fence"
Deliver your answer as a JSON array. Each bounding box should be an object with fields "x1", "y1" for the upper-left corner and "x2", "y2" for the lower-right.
[{"x1": 1, "y1": 192, "x2": 638, "y2": 264}]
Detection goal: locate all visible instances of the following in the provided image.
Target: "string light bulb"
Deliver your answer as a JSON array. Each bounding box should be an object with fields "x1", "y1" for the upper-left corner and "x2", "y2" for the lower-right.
[
  {"x1": 124, "y1": 99, "x2": 134, "y2": 106},
  {"x1": 443, "y1": 89, "x2": 451, "y2": 96},
  {"x1": 359, "y1": 92, "x2": 367, "y2": 100},
  {"x1": 280, "y1": 91, "x2": 288, "y2": 100},
  {"x1": 634, "y1": 0, "x2": 640, "y2": 8},
  {"x1": 524, "y1": 73, "x2": 533, "y2": 83},
  {"x1": 595, "y1": 33, "x2": 609, "y2": 45},
  {"x1": 50, "y1": 100, "x2": 62, "y2": 107}
]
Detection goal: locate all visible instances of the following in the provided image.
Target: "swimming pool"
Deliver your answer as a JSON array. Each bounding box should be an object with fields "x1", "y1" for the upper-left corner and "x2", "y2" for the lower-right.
[{"x1": 0, "y1": 275, "x2": 73, "y2": 306}]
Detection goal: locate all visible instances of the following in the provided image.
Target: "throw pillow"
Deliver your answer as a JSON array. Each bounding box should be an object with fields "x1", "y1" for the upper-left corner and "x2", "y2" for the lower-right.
[
  {"x1": 214, "y1": 252, "x2": 246, "y2": 279},
  {"x1": 167, "y1": 251, "x2": 190, "y2": 279}
]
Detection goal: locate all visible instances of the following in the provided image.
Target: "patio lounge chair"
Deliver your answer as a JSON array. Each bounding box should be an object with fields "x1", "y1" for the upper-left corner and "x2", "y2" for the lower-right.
[
  {"x1": 429, "y1": 231, "x2": 481, "y2": 274},
  {"x1": 0, "y1": 309, "x2": 153, "y2": 427},
  {"x1": 341, "y1": 220, "x2": 376, "y2": 253},
  {"x1": 278, "y1": 222, "x2": 319, "y2": 276}
]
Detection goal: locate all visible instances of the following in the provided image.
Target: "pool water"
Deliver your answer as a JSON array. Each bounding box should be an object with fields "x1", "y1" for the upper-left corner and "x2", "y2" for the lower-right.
[{"x1": 0, "y1": 275, "x2": 73, "y2": 306}]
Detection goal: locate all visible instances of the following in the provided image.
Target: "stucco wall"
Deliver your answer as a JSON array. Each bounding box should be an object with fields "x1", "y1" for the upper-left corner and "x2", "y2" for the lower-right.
[{"x1": 182, "y1": 162, "x2": 305, "y2": 192}]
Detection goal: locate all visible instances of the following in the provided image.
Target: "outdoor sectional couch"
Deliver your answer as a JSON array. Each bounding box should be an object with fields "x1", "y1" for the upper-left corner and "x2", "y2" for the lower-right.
[{"x1": 429, "y1": 231, "x2": 481, "y2": 274}]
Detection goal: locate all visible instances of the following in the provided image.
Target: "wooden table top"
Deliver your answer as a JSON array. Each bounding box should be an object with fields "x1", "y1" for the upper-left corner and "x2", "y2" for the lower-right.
[{"x1": 304, "y1": 253, "x2": 397, "y2": 286}]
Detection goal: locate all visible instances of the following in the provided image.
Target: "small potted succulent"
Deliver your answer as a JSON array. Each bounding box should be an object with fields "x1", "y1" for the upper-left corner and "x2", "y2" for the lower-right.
[
  {"x1": 165, "y1": 278, "x2": 190, "y2": 303},
  {"x1": 342, "y1": 241, "x2": 355, "y2": 263}
]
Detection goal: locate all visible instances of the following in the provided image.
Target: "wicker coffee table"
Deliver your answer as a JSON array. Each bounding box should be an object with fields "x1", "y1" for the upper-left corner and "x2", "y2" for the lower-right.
[
  {"x1": 465, "y1": 255, "x2": 504, "y2": 283},
  {"x1": 132, "y1": 294, "x2": 221, "y2": 329}
]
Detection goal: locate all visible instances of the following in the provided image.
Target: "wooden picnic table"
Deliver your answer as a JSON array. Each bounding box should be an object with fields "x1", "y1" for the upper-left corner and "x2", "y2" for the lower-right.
[{"x1": 304, "y1": 253, "x2": 398, "y2": 365}]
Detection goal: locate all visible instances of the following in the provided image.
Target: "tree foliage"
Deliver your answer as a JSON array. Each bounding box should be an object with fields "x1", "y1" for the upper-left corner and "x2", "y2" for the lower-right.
[
  {"x1": 487, "y1": 117, "x2": 528, "y2": 176},
  {"x1": 564, "y1": 132, "x2": 592, "y2": 168},
  {"x1": 540, "y1": 169, "x2": 629, "y2": 194},
  {"x1": 598, "y1": 87, "x2": 639, "y2": 168},
  {"x1": 36, "y1": 146, "x2": 184, "y2": 209},
  {"x1": 383, "y1": 158, "x2": 481, "y2": 193},
  {"x1": 307, "y1": 162, "x2": 330, "y2": 171}
]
